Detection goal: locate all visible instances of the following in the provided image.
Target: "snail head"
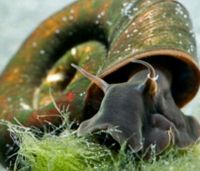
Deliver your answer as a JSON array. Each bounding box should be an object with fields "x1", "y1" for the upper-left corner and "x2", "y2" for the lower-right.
[{"x1": 71, "y1": 60, "x2": 200, "y2": 155}]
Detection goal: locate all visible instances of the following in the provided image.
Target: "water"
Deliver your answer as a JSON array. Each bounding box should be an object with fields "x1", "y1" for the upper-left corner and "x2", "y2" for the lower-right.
[{"x1": 0, "y1": 0, "x2": 72, "y2": 71}]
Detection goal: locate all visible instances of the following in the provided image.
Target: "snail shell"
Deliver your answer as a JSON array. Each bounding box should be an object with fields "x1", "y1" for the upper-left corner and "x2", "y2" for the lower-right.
[{"x1": 0, "y1": 0, "x2": 199, "y2": 163}]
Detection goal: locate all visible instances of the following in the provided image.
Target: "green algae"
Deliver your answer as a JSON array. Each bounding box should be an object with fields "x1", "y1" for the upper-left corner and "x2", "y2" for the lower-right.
[{"x1": 2, "y1": 119, "x2": 199, "y2": 171}]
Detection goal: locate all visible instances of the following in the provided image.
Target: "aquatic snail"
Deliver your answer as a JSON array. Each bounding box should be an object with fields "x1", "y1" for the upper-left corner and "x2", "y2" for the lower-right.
[{"x1": 0, "y1": 0, "x2": 200, "y2": 165}]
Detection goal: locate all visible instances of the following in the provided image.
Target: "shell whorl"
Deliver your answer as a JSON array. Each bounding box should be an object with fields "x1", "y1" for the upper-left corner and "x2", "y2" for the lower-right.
[{"x1": 0, "y1": 0, "x2": 199, "y2": 163}]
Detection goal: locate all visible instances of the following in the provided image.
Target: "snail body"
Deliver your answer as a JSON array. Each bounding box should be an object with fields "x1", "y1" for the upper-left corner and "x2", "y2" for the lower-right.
[{"x1": 0, "y1": 0, "x2": 200, "y2": 164}]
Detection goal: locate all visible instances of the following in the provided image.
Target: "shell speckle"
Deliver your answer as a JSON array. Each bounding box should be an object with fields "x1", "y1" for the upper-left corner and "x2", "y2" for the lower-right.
[
  {"x1": 69, "y1": 15, "x2": 74, "y2": 21},
  {"x1": 178, "y1": 33, "x2": 183, "y2": 37},
  {"x1": 79, "y1": 92, "x2": 86, "y2": 97},
  {"x1": 95, "y1": 20, "x2": 100, "y2": 25},
  {"x1": 121, "y1": 2, "x2": 134, "y2": 19},
  {"x1": 132, "y1": 22, "x2": 136, "y2": 26},
  {"x1": 125, "y1": 29, "x2": 129, "y2": 34},
  {"x1": 106, "y1": 21, "x2": 112, "y2": 26},
  {"x1": 32, "y1": 42, "x2": 37, "y2": 48},
  {"x1": 7, "y1": 97, "x2": 12, "y2": 102},
  {"x1": 70, "y1": 9, "x2": 74, "y2": 14},
  {"x1": 179, "y1": 41, "x2": 183, "y2": 45},
  {"x1": 162, "y1": 14, "x2": 166, "y2": 19},
  {"x1": 55, "y1": 29, "x2": 61, "y2": 34},
  {"x1": 40, "y1": 50, "x2": 46, "y2": 55},
  {"x1": 62, "y1": 16, "x2": 67, "y2": 22},
  {"x1": 71, "y1": 48, "x2": 77, "y2": 56}
]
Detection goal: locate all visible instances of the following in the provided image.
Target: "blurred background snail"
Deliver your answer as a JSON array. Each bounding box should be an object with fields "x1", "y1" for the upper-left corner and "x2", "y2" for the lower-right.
[{"x1": 0, "y1": 0, "x2": 200, "y2": 166}]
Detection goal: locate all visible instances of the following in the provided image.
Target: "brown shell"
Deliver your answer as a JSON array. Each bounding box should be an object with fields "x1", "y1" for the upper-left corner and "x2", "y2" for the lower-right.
[{"x1": 88, "y1": 0, "x2": 200, "y2": 108}]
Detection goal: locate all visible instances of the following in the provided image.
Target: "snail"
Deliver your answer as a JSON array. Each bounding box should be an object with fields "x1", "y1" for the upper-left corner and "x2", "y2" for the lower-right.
[{"x1": 0, "y1": 0, "x2": 200, "y2": 165}]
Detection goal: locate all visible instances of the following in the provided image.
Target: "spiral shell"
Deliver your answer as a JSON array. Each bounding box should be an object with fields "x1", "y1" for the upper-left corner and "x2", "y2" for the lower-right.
[{"x1": 0, "y1": 0, "x2": 199, "y2": 163}]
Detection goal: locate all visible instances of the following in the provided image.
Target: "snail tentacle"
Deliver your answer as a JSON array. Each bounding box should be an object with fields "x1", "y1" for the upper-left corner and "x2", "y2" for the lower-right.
[
  {"x1": 131, "y1": 60, "x2": 158, "y2": 96},
  {"x1": 71, "y1": 63, "x2": 110, "y2": 93}
]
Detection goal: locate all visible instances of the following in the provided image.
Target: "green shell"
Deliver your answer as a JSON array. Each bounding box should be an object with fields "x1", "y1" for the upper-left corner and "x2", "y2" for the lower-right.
[{"x1": 0, "y1": 0, "x2": 199, "y2": 164}]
